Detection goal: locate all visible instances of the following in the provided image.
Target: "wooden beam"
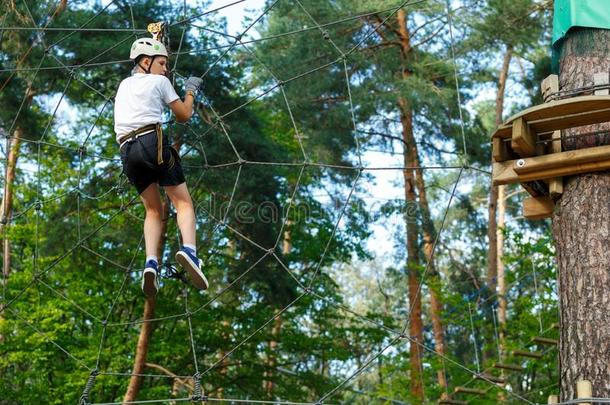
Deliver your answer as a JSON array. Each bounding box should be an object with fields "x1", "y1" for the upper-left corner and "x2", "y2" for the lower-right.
[
  {"x1": 475, "y1": 374, "x2": 506, "y2": 384},
  {"x1": 541, "y1": 74, "x2": 563, "y2": 198},
  {"x1": 493, "y1": 137, "x2": 513, "y2": 162},
  {"x1": 439, "y1": 400, "x2": 468, "y2": 405},
  {"x1": 454, "y1": 387, "x2": 486, "y2": 396},
  {"x1": 492, "y1": 144, "x2": 610, "y2": 185},
  {"x1": 541, "y1": 75, "x2": 559, "y2": 102},
  {"x1": 549, "y1": 130, "x2": 563, "y2": 198},
  {"x1": 594, "y1": 72, "x2": 609, "y2": 96},
  {"x1": 493, "y1": 363, "x2": 524, "y2": 372},
  {"x1": 533, "y1": 337, "x2": 558, "y2": 346},
  {"x1": 513, "y1": 350, "x2": 543, "y2": 359},
  {"x1": 523, "y1": 196, "x2": 554, "y2": 220},
  {"x1": 511, "y1": 117, "x2": 537, "y2": 157},
  {"x1": 577, "y1": 380, "x2": 592, "y2": 405},
  {"x1": 516, "y1": 144, "x2": 610, "y2": 175}
]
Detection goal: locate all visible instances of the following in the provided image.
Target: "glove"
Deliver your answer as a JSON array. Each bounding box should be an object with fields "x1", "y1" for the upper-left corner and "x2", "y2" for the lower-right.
[{"x1": 184, "y1": 76, "x2": 203, "y2": 94}]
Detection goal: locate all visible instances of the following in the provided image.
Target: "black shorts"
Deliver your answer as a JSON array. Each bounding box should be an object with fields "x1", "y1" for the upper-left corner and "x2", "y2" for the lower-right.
[{"x1": 120, "y1": 131, "x2": 186, "y2": 194}]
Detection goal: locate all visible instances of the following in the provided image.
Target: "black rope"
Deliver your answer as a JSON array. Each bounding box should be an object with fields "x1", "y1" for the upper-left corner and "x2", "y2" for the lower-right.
[
  {"x1": 161, "y1": 263, "x2": 189, "y2": 285},
  {"x1": 78, "y1": 369, "x2": 99, "y2": 405},
  {"x1": 546, "y1": 83, "x2": 610, "y2": 101},
  {"x1": 191, "y1": 372, "x2": 207, "y2": 402}
]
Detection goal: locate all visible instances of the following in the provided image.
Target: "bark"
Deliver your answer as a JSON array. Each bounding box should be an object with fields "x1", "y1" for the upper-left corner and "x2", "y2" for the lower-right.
[
  {"x1": 1, "y1": 127, "x2": 23, "y2": 284},
  {"x1": 1, "y1": 84, "x2": 35, "y2": 281},
  {"x1": 263, "y1": 315, "x2": 282, "y2": 397},
  {"x1": 495, "y1": 46, "x2": 512, "y2": 361},
  {"x1": 263, "y1": 224, "x2": 291, "y2": 397},
  {"x1": 218, "y1": 239, "x2": 237, "y2": 399},
  {"x1": 123, "y1": 197, "x2": 169, "y2": 403},
  {"x1": 407, "y1": 118, "x2": 447, "y2": 396},
  {"x1": 123, "y1": 296, "x2": 157, "y2": 403},
  {"x1": 488, "y1": 46, "x2": 512, "y2": 295},
  {"x1": 396, "y1": 9, "x2": 424, "y2": 403},
  {"x1": 552, "y1": 29, "x2": 610, "y2": 400}
]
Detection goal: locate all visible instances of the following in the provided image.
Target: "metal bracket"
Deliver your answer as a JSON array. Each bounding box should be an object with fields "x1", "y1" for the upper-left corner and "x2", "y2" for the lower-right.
[{"x1": 147, "y1": 21, "x2": 168, "y2": 44}]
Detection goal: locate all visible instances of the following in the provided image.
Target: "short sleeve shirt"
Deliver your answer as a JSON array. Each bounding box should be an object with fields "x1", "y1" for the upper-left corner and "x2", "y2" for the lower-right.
[{"x1": 114, "y1": 73, "x2": 179, "y2": 142}]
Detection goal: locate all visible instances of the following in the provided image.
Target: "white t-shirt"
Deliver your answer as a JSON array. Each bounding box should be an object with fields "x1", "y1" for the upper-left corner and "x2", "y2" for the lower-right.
[{"x1": 114, "y1": 73, "x2": 179, "y2": 142}]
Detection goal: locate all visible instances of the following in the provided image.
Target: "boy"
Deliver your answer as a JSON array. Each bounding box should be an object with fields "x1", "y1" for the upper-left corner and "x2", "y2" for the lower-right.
[{"x1": 114, "y1": 37, "x2": 208, "y2": 297}]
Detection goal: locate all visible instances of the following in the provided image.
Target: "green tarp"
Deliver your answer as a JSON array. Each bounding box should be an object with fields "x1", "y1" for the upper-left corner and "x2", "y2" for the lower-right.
[
  {"x1": 552, "y1": 0, "x2": 610, "y2": 72},
  {"x1": 553, "y1": 0, "x2": 610, "y2": 45}
]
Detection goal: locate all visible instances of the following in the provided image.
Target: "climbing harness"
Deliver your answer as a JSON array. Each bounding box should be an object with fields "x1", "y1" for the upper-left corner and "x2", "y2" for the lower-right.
[{"x1": 118, "y1": 123, "x2": 164, "y2": 165}]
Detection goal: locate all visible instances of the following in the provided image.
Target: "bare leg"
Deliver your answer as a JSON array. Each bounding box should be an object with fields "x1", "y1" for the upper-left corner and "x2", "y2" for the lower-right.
[
  {"x1": 140, "y1": 183, "x2": 164, "y2": 258},
  {"x1": 164, "y1": 182, "x2": 196, "y2": 246}
]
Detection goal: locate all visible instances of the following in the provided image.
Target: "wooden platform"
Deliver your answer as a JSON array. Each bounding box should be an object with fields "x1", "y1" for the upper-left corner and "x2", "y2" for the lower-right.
[
  {"x1": 490, "y1": 79, "x2": 610, "y2": 219},
  {"x1": 491, "y1": 95, "x2": 610, "y2": 143}
]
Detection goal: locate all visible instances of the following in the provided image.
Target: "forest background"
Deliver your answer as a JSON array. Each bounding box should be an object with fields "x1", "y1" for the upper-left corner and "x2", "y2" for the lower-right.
[{"x1": 0, "y1": 0, "x2": 558, "y2": 404}]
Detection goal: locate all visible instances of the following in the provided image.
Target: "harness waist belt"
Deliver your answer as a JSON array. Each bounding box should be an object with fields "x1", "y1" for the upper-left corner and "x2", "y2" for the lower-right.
[{"x1": 118, "y1": 123, "x2": 164, "y2": 165}]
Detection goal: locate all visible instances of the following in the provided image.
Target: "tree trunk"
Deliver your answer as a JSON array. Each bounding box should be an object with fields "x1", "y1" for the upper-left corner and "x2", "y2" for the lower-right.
[
  {"x1": 1, "y1": 128, "x2": 23, "y2": 284},
  {"x1": 263, "y1": 225, "x2": 290, "y2": 397},
  {"x1": 495, "y1": 46, "x2": 512, "y2": 361},
  {"x1": 401, "y1": 101, "x2": 424, "y2": 404},
  {"x1": 407, "y1": 120, "x2": 447, "y2": 396},
  {"x1": 123, "y1": 197, "x2": 170, "y2": 403},
  {"x1": 123, "y1": 296, "x2": 157, "y2": 403},
  {"x1": 397, "y1": 9, "x2": 424, "y2": 403},
  {"x1": 552, "y1": 29, "x2": 610, "y2": 400},
  {"x1": 488, "y1": 46, "x2": 512, "y2": 296}
]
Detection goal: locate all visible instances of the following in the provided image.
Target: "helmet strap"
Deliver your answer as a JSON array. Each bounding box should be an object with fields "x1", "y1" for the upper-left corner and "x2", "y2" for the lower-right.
[
  {"x1": 146, "y1": 56, "x2": 156, "y2": 74},
  {"x1": 136, "y1": 55, "x2": 156, "y2": 74}
]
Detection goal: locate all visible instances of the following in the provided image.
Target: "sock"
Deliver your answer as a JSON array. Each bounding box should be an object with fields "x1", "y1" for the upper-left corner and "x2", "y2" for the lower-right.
[
  {"x1": 183, "y1": 244, "x2": 196, "y2": 255},
  {"x1": 146, "y1": 255, "x2": 158, "y2": 267}
]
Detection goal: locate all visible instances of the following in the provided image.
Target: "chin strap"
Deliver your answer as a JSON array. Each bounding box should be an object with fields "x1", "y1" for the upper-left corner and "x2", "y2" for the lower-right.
[{"x1": 137, "y1": 55, "x2": 157, "y2": 74}]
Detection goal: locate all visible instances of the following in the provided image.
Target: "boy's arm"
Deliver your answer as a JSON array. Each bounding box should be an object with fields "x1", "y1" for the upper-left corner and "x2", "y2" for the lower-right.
[
  {"x1": 168, "y1": 76, "x2": 203, "y2": 123},
  {"x1": 169, "y1": 94, "x2": 194, "y2": 123}
]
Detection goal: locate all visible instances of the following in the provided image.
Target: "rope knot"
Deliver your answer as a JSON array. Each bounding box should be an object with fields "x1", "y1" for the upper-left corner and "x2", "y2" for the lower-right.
[
  {"x1": 191, "y1": 372, "x2": 206, "y2": 402},
  {"x1": 78, "y1": 368, "x2": 99, "y2": 405}
]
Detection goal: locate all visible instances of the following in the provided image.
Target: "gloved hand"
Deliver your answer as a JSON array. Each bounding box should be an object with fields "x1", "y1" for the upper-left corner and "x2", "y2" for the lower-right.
[{"x1": 185, "y1": 76, "x2": 203, "y2": 94}]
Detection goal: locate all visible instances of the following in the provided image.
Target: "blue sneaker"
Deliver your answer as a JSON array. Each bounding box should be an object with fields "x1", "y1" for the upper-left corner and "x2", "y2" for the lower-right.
[
  {"x1": 175, "y1": 247, "x2": 208, "y2": 290},
  {"x1": 142, "y1": 259, "x2": 159, "y2": 297}
]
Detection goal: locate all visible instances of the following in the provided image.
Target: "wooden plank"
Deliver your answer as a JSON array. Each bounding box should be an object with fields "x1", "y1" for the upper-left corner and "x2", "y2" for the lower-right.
[
  {"x1": 511, "y1": 117, "x2": 537, "y2": 157},
  {"x1": 493, "y1": 137, "x2": 513, "y2": 162},
  {"x1": 594, "y1": 72, "x2": 609, "y2": 96},
  {"x1": 549, "y1": 130, "x2": 563, "y2": 198},
  {"x1": 491, "y1": 95, "x2": 610, "y2": 139},
  {"x1": 523, "y1": 196, "x2": 554, "y2": 220},
  {"x1": 454, "y1": 387, "x2": 486, "y2": 396},
  {"x1": 494, "y1": 106, "x2": 610, "y2": 139},
  {"x1": 533, "y1": 337, "x2": 558, "y2": 346},
  {"x1": 492, "y1": 145, "x2": 610, "y2": 185},
  {"x1": 493, "y1": 363, "x2": 524, "y2": 372},
  {"x1": 514, "y1": 144, "x2": 610, "y2": 174},
  {"x1": 541, "y1": 75, "x2": 559, "y2": 102},
  {"x1": 476, "y1": 374, "x2": 506, "y2": 384},
  {"x1": 513, "y1": 350, "x2": 543, "y2": 359}
]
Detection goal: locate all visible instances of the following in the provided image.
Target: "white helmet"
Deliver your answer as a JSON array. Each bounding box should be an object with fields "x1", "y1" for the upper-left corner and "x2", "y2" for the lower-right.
[{"x1": 129, "y1": 38, "x2": 168, "y2": 60}]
